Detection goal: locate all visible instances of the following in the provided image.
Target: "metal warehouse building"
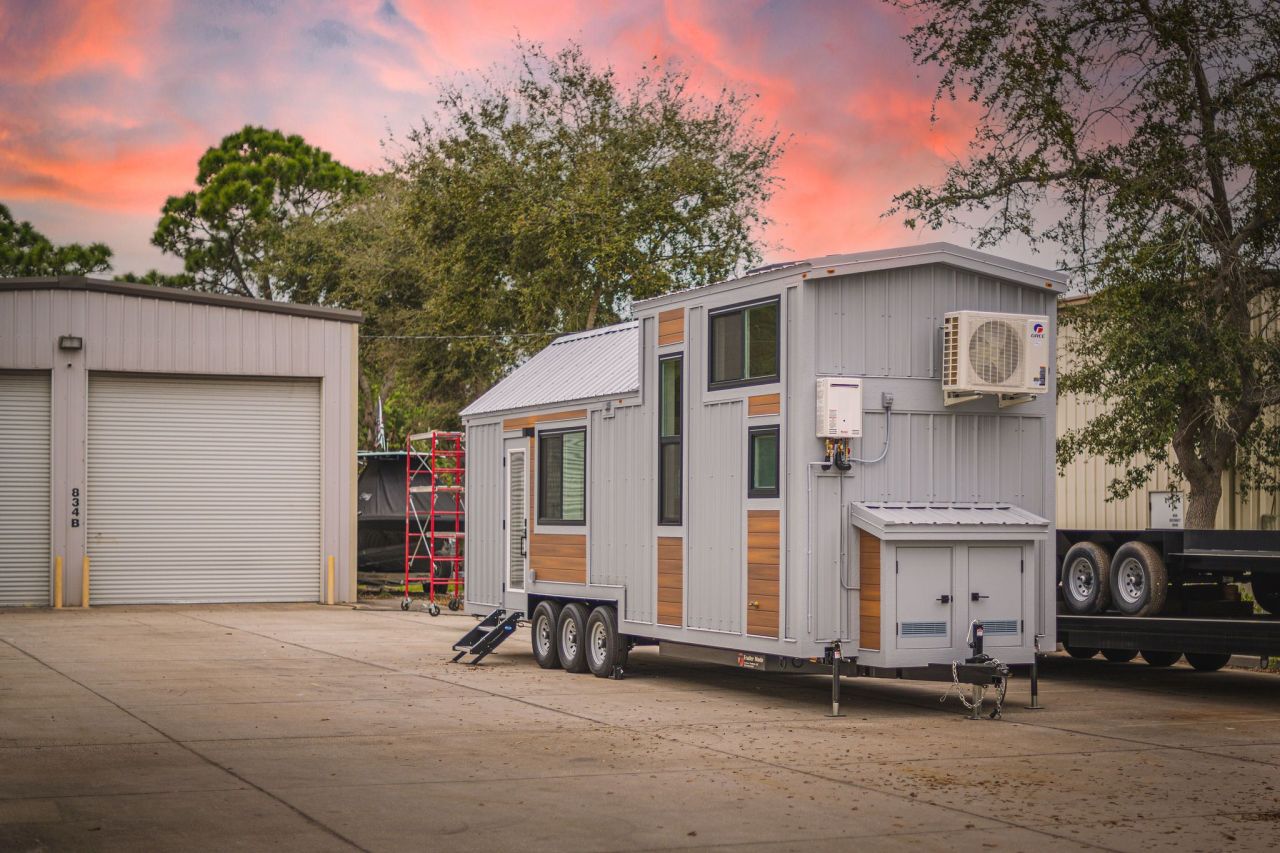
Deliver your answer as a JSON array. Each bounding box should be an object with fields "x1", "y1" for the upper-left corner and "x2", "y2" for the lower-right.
[{"x1": 0, "y1": 277, "x2": 360, "y2": 607}]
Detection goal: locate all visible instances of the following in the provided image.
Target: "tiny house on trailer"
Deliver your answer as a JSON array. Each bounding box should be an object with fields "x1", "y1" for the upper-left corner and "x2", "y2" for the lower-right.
[{"x1": 458, "y1": 243, "x2": 1066, "y2": 699}]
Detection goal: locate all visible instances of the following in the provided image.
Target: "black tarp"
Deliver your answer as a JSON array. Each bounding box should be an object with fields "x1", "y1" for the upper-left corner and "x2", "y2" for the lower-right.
[{"x1": 357, "y1": 453, "x2": 461, "y2": 572}]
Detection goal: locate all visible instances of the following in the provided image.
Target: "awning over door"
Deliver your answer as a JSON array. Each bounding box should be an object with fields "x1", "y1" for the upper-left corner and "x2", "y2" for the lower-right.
[
  {"x1": 87, "y1": 375, "x2": 321, "y2": 604},
  {"x1": 0, "y1": 373, "x2": 51, "y2": 605}
]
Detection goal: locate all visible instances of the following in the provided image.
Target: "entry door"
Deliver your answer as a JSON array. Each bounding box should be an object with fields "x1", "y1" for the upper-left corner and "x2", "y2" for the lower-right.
[
  {"x1": 506, "y1": 447, "x2": 528, "y2": 591},
  {"x1": 967, "y1": 546, "x2": 1024, "y2": 648},
  {"x1": 895, "y1": 546, "x2": 953, "y2": 649}
]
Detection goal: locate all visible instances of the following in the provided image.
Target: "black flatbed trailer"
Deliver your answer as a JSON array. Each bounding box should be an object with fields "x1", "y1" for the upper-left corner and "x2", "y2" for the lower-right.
[{"x1": 1058, "y1": 614, "x2": 1280, "y2": 659}]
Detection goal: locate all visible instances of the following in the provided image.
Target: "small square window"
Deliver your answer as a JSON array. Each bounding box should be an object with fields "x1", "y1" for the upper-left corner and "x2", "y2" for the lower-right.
[
  {"x1": 708, "y1": 299, "x2": 779, "y2": 389},
  {"x1": 748, "y1": 425, "x2": 779, "y2": 498}
]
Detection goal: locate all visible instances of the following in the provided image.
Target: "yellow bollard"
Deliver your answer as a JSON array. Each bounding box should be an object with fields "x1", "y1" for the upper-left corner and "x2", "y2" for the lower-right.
[
  {"x1": 81, "y1": 556, "x2": 90, "y2": 608},
  {"x1": 326, "y1": 556, "x2": 335, "y2": 606},
  {"x1": 54, "y1": 556, "x2": 63, "y2": 609}
]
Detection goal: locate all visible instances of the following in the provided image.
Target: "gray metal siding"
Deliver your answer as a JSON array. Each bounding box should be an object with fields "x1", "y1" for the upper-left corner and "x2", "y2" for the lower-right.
[
  {"x1": 687, "y1": 399, "x2": 744, "y2": 632},
  {"x1": 589, "y1": 405, "x2": 654, "y2": 621},
  {"x1": 0, "y1": 373, "x2": 51, "y2": 605},
  {"x1": 465, "y1": 421, "x2": 504, "y2": 607}
]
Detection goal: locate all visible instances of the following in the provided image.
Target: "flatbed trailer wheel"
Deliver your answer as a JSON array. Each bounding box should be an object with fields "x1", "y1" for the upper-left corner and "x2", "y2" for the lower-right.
[
  {"x1": 586, "y1": 606, "x2": 625, "y2": 678},
  {"x1": 1140, "y1": 649, "x2": 1181, "y2": 667},
  {"x1": 557, "y1": 603, "x2": 591, "y2": 673},
  {"x1": 1110, "y1": 541, "x2": 1168, "y2": 617},
  {"x1": 1061, "y1": 542, "x2": 1112, "y2": 614},
  {"x1": 1185, "y1": 652, "x2": 1231, "y2": 672},
  {"x1": 531, "y1": 600, "x2": 562, "y2": 669},
  {"x1": 1102, "y1": 648, "x2": 1138, "y2": 663},
  {"x1": 1251, "y1": 575, "x2": 1280, "y2": 615},
  {"x1": 1064, "y1": 645, "x2": 1098, "y2": 659}
]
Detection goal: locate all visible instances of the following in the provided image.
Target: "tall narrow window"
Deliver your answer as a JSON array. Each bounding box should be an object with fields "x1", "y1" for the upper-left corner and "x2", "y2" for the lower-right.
[
  {"x1": 658, "y1": 354, "x2": 683, "y2": 525},
  {"x1": 709, "y1": 298, "x2": 779, "y2": 389},
  {"x1": 538, "y1": 428, "x2": 586, "y2": 525},
  {"x1": 748, "y1": 425, "x2": 779, "y2": 498}
]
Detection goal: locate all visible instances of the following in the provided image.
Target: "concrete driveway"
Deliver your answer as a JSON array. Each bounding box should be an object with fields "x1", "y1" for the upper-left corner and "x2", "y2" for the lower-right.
[{"x1": 1, "y1": 604, "x2": 1278, "y2": 852}]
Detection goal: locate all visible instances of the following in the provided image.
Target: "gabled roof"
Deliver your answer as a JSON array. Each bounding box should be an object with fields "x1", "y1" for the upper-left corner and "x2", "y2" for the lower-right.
[{"x1": 461, "y1": 321, "x2": 639, "y2": 418}]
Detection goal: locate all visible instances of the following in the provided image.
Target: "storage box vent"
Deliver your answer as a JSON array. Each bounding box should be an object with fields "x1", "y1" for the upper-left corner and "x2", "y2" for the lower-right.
[
  {"x1": 982, "y1": 619, "x2": 1019, "y2": 635},
  {"x1": 899, "y1": 621, "x2": 947, "y2": 637}
]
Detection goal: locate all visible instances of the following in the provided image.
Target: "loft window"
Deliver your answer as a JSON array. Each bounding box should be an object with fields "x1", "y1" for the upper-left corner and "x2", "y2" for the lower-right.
[
  {"x1": 709, "y1": 298, "x2": 779, "y2": 389},
  {"x1": 658, "y1": 354, "x2": 683, "y2": 525},
  {"x1": 748, "y1": 425, "x2": 779, "y2": 498},
  {"x1": 538, "y1": 428, "x2": 586, "y2": 525}
]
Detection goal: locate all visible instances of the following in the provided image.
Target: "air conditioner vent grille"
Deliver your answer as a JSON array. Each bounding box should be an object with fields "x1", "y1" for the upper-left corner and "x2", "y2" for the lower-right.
[
  {"x1": 968, "y1": 320, "x2": 1022, "y2": 385},
  {"x1": 943, "y1": 315, "x2": 959, "y2": 386}
]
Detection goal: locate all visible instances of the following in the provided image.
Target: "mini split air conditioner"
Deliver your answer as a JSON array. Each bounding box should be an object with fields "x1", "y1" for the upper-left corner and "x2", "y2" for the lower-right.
[{"x1": 942, "y1": 310, "x2": 1049, "y2": 406}]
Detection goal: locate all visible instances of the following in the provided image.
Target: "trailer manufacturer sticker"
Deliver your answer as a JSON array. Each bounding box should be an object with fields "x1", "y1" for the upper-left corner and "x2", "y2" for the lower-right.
[{"x1": 737, "y1": 653, "x2": 765, "y2": 670}]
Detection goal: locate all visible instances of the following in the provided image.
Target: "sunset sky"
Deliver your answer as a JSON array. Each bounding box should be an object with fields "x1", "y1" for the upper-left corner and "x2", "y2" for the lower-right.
[{"x1": 0, "y1": 0, "x2": 1052, "y2": 277}]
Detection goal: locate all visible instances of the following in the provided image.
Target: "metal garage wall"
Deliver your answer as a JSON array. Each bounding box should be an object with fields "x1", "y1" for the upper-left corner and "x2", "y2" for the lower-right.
[
  {"x1": 87, "y1": 375, "x2": 321, "y2": 603},
  {"x1": 0, "y1": 373, "x2": 51, "y2": 605}
]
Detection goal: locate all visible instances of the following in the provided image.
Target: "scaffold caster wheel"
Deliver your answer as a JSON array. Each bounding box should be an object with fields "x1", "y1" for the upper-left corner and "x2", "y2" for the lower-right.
[
  {"x1": 448, "y1": 597, "x2": 461, "y2": 612},
  {"x1": 400, "y1": 599, "x2": 410, "y2": 611},
  {"x1": 428, "y1": 602, "x2": 441, "y2": 617}
]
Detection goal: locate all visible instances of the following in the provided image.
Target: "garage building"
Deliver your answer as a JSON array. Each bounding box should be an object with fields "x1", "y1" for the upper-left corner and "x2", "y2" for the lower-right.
[{"x1": 0, "y1": 277, "x2": 360, "y2": 606}]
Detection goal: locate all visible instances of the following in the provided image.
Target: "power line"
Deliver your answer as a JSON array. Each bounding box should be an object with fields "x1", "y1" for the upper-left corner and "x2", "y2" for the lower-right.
[{"x1": 360, "y1": 331, "x2": 557, "y2": 341}]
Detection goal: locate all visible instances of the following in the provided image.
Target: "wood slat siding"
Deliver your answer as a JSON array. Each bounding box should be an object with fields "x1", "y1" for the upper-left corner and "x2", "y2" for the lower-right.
[
  {"x1": 747, "y1": 393, "x2": 780, "y2": 417},
  {"x1": 657, "y1": 537, "x2": 683, "y2": 625},
  {"x1": 657, "y1": 308, "x2": 684, "y2": 346},
  {"x1": 531, "y1": 532, "x2": 587, "y2": 584},
  {"x1": 503, "y1": 409, "x2": 587, "y2": 432},
  {"x1": 746, "y1": 510, "x2": 780, "y2": 637},
  {"x1": 859, "y1": 531, "x2": 881, "y2": 650}
]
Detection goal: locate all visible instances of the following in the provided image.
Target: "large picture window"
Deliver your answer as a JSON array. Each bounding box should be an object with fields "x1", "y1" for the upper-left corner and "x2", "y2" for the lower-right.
[
  {"x1": 658, "y1": 354, "x2": 683, "y2": 525},
  {"x1": 709, "y1": 298, "x2": 779, "y2": 389},
  {"x1": 748, "y1": 425, "x2": 779, "y2": 498},
  {"x1": 538, "y1": 428, "x2": 586, "y2": 525}
]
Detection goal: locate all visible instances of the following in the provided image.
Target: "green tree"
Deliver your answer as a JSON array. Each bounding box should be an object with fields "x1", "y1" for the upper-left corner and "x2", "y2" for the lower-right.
[
  {"x1": 889, "y1": 0, "x2": 1280, "y2": 528},
  {"x1": 0, "y1": 203, "x2": 112, "y2": 276},
  {"x1": 114, "y1": 270, "x2": 195, "y2": 288},
  {"x1": 153, "y1": 125, "x2": 363, "y2": 300}
]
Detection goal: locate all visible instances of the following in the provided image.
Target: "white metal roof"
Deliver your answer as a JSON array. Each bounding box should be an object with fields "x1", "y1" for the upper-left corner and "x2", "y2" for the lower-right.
[
  {"x1": 851, "y1": 502, "x2": 1050, "y2": 535},
  {"x1": 461, "y1": 322, "x2": 639, "y2": 418}
]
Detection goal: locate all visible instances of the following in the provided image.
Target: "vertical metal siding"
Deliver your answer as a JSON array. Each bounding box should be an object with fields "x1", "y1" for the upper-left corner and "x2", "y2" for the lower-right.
[
  {"x1": 87, "y1": 375, "x2": 321, "y2": 604},
  {"x1": 590, "y1": 405, "x2": 654, "y2": 621},
  {"x1": 687, "y1": 399, "x2": 744, "y2": 632},
  {"x1": 0, "y1": 373, "x2": 51, "y2": 605},
  {"x1": 465, "y1": 422, "x2": 504, "y2": 607}
]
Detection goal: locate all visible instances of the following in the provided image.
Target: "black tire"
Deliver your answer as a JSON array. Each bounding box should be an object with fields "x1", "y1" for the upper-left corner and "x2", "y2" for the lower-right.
[
  {"x1": 1140, "y1": 649, "x2": 1181, "y2": 667},
  {"x1": 585, "y1": 606, "x2": 625, "y2": 678},
  {"x1": 1060, "y1": 542, "x2": 1112, "y2": 614},
  {"x1": 1251, "y1": 574, "x2": 1280, "y2": 615},
  {"x1": 530, "y1": 600, "x2": 562, "y2": 670},
  {"x1": 427, "y1": 602, "x2": 441, "y2": 617},
  {"x1": 1110, "y1": 541, "x2": 1169, "y2": 617},
  {"x1": 400, "y1": 599, "x2": 410, "y2": 611},
  {"x1": 1101, "y1": 648, "x2": 1139, "y2": 663},
  {"x1": 1064, "y1": 645, "x2": 1098, "y2": 659},
  {"x1": 1185, "y1": 652, "x2": 1231, "y2": 672},
  {"x1": 557, "y1": 603, "x2": 591, "y2": 673}
]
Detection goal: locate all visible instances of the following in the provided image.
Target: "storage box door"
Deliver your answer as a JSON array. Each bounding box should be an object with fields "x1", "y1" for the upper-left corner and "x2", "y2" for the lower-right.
[
  {"x1": 966, "y1": 546, "x2": 1023, "y2": 647},
  {"x1": 894, "y1": 546, "x2": 953, "y2": 649}
]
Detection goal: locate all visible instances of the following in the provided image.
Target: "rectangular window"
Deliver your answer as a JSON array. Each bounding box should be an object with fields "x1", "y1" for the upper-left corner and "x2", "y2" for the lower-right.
[
  {"x1": 538, "y1": 428, "x2": 586, "y2": 525},
  {"x1": 709, "y1": 299, "x2": 779, "y2": 389},
  {"x1": 658, "y1": 354, "x2": 683, "y2": 525},
  {"x1": 748, "y1": 425, "x2": 780, "y2": 498}
]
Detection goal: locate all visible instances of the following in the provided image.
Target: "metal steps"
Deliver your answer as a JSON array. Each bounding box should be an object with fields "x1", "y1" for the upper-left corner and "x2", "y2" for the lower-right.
[{"x1": 452, "y1": 609, "x2": 522, "y2": 665}]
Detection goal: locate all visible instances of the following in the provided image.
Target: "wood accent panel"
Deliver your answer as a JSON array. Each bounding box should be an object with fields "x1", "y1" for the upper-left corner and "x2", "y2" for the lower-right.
[
  {"x1": 746, "y1": 510, "x2": 780, "y2": 637},
  {"x1": 858, "y1": 531, "x2": 881, "y2": 650},
  {"x1": 747, "y1": 393, "x2": 780, "y2": 417},
  {"x1": 531, "y1": 532, "x2": 587, "y2": 585},
  {"x1": 657, "y1": 308, "x2": 685, "y2": 346},
  {"x1": 657, "y1": 536, "x2": 683, "y2": 626},
  {"x1": 503, "y1": 409, "x2": 588, "y2": 432}
]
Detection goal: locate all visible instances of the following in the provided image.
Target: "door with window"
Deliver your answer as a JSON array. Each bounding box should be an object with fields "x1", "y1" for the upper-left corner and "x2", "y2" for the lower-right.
[{"x1": 505, "y1": 441, "x2": 528, "y2": 592}]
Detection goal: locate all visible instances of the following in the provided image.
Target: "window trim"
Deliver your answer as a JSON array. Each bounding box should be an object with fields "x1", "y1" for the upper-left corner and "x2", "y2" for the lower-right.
[
  {"x1": 658, "y1": 353, "x2": 683, "y2": 526},
  {"x1": 536, "y1": 426, "x2": 587, "y2": 526},
  {"x1": 707, "y1": 296, "x2": 781, "y2": 391},
  {"x1": 747, "y1": 424, "x2": 780, "y2": 499}
]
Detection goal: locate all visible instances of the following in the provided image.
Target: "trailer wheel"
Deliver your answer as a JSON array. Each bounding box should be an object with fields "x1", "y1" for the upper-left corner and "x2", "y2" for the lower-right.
[
  {"x1": 1110, "y1": 542, "x2": 1168, "y2": 616},
  {"x1": 586, "y1": 606, "x2": 624, "y2": 678},
  {"x1": 1185, "y1": 652, "x2": 1231, "y2": 672},
  {"x1": 1250, "y1": 575, "x2": 1280, "y2": 615},
  {"x1": 1064, "y1": 645, "x2": 1098, "y2": 659},
  {"x1": 1140, "y1": 649, "x2": 1181, "y2": 667},
  {"x1": 1101, "y1": 648, "x2": 1138, "y2": 663},
  {"x1": 1060, "y1": 542, "x2": 1112, "y2": 614},
  {"x1": 557, "y1": 603, "x2": 591, "y2": 673},
  {"x1": 531, "y1": 600, "x2": 562, "y2": 669}
]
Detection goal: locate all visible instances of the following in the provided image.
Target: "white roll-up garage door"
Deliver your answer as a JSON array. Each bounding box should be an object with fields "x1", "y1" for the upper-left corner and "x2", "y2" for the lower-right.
[
  {"x1": 0, "y1": 373, "x2": 51, "y2": 606},
  {"x1": 87, "y1": 375, "x2": 321, "y2": 604}
]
